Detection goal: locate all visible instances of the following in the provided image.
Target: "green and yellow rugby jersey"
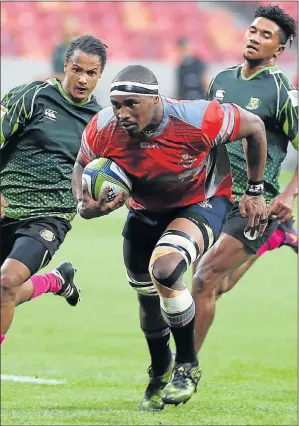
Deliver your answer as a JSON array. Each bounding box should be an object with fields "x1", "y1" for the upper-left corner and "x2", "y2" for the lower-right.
[
  {"x1": 207, "y1": 65, "x2": 298, "y2": 202},
  {"x1": 1, "y1": 78, "x2": 101, "y2": 220}
]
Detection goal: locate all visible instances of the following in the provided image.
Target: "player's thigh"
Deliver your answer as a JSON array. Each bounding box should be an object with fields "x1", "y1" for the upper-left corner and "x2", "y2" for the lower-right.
[
  {"x1": 123, "y1": 209, "x2": 168, "y2": 276},
  {"x1": 194, "y1": 205, "x2": 278, "y2": 290},
  {"x1": 12, "y1": 216, "x2": 71, "y2": 275},
  {"x1": 169, "y1": 196, "x2": 233, "y2": 256},
  {"x1": 0, "y1": 217, "x2": 17, "y2": 268},
  {"x1": 6, "y1": 236, "x2": 53, "y2": 276},
  {"x1": 223, "y1": 203, "x2": 279, "y2": 254},
  {"x1": 191, "y1": 233, "x2": 253, "y2": 297}
]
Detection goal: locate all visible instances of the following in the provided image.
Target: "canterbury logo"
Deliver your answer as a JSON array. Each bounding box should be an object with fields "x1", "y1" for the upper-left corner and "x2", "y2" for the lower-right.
[{"x1": 44, "y1": 109, "x2": 57, "y2": 121}]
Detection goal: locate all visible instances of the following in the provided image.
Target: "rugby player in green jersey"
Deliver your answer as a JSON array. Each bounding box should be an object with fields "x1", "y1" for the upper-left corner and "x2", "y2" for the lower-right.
[
  {"x1": 191, "y1": 5, "x2": 297, "y2": 353},
  {"x1": 0, "y1": 35, "x2": 107, "y2": 345}
]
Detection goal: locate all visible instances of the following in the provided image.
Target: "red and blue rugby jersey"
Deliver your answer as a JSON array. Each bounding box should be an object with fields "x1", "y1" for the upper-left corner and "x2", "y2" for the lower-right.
[{"x1": 79, "y1": 96, "x2": 240, "y2": 212}]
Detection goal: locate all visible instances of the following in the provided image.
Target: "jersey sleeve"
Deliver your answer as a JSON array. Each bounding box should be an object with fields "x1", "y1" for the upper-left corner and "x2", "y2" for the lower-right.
[
  {"x1": 1, "y1": 82, "x2": 40, "y2": 146},
  {"x1": 79, "y1": 113, "x2": 100, "y2": 165},
  {"x1": 277, "y1": 76, "x2": 298, "y2": 149},
  {"x1": 201, "y1": 100, "x2": 240, "y2": 147},
  {"x1": 205, "y1": 75, "x2": 217, "y2": 101}
]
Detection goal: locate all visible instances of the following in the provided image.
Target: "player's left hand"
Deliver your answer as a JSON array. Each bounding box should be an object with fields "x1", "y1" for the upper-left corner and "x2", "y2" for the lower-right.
[
  {"x1": 268, "y1": 192, "x2": 295, "y2": 223},
  {"x1": 239, "y1": 193, "x2": 268, "y2": 238}
]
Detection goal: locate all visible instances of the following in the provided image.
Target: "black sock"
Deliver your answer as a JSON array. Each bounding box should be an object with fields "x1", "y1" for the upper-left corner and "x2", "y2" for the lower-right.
[
  {"x1": 146, "y1": 332, "x2": 172, "y2": 377},
  {"x1": 171, "y1": 318, "x2": 197, "y2": 365}
]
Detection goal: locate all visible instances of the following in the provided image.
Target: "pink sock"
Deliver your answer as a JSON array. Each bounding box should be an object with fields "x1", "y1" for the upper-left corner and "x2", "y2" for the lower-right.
[
  {"x1": 30, "y1": 273, "x2": 62, "y2": 300},
  {"x1": 258, "y1": 229, "x2": 284, "y2": 256},
  {"x1": 0, "y1": 334, "x2": 5, "y2": 345}
]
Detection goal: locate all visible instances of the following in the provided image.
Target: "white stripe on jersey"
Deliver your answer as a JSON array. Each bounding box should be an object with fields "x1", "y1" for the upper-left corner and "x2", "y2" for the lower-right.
[{"x1": 213, "y1": 104, "x2": 235, "y2": 146}]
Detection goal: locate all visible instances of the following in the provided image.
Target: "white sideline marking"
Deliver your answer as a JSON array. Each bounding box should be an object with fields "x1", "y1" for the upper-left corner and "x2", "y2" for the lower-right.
[{"x1": 1, "y1": 374, "x2": 66, "y2": 385}]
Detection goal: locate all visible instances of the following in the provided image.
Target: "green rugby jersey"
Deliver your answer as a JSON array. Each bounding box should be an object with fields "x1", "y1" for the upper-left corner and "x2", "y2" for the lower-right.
[
  {"x1": 1, "y1": 78, "x2": 101, "y2": 220},
  {"x1": 207, "y1": 65, "x2": 298, "y2": 202}
]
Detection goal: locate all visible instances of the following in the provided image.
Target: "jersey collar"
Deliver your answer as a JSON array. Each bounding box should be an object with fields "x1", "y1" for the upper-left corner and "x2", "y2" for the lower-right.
[
  {"x1": 142, "y1": 96, "x2": 169, "y2": 138},
  {"x1": 240, "y1": 64, "x2": 280, "y2": 80},
  {"x1": 49, "y1": 78, "x2": 93, "y2": 107}
]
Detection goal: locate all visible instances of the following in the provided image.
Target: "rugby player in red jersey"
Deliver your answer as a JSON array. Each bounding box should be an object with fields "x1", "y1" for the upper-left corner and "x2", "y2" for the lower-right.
[{"x1": 72, "y1": 65, "x2": 269, "y2": 409}]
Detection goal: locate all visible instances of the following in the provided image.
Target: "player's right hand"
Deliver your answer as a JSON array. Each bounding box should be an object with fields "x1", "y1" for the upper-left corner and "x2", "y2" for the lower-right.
[
  {"x1": 239, "y1": 193, "x2": 268, "y2": 239},
  {"x1": 77, "y1": 184, "x2": 126, "y2": 219}
]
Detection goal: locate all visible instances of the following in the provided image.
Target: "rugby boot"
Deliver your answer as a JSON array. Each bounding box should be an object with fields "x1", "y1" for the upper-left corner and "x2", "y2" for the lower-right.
[
  {"x1": 53, "y1": 262, "x2": 80, "y2": 306},
  {"x1": 162, "y1": 361, "x2": 202, "y2": 406},
  {"x1": 278, "y1": 218, "x2": 298, "y2": 253},
  {"x1": 140, "y1": 354, "x2": 175, "y2": 411}
]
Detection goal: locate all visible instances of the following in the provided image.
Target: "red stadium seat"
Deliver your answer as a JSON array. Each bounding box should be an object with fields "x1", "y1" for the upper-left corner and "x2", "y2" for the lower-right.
[{"x1": 1, "y1": 1, "x2": 296, "y2": 64}]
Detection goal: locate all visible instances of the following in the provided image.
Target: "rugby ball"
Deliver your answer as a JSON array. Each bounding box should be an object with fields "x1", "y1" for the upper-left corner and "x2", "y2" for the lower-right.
[{"x1": 83, "y1": 158, "x2": 132, "y2": 202}]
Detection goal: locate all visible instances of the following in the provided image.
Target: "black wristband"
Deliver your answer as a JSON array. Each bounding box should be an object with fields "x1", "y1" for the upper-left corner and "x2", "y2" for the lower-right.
[{"x1": 245, "y1": 180, "x2": 264, "y2": 196}]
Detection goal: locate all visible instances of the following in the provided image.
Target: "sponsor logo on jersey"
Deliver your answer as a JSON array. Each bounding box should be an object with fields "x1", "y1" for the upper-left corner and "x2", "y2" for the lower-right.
[
  {"x1": 44, "y1": 109, "x2": 57, "y2": 121},
  {"x1": 245, "y1": 97, "x2": 261, "y2": 110},
  {"x1": 180, "y1": 153, "x2": 196, "y2": 168},
  {"x1": 39, "y1": 229, "x2": 55, "y2": 242},
  {"x1": 140, "y1": 142, "x2": 160, "y2": 148},
  {"x1": 215, "y1": 90, "x2": 225, "y2": 101},
  {"x1": 287, "y1": 90, "x2": 298, "y2": 107},
  {"x1": 1, "y1": 104, "x2": 8, "y2": 117},
  {"x1": 197, "y1": 200, "x2": 212, "y2": 209}
]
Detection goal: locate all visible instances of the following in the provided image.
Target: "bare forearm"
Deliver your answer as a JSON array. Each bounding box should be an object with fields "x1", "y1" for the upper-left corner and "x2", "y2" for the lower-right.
[
  {"x1": 72, "y1": 161, "x2": 84, "y2": 204},
  {"x1": 233, "y1": 108, "x2": 267, "y2": 183}
]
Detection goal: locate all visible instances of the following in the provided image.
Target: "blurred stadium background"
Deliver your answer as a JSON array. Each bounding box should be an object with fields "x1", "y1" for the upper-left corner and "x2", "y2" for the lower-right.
[
  {"x1": 1, "y1": 0, "x2": 297, "y2": 167},
  {"x1": 1, "y1": 2, "x2": 297, "y2": 425}
]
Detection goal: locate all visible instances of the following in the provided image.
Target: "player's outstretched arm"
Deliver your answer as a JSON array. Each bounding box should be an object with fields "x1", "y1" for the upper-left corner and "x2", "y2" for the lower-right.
[
  {"x1": 229, "y1": 106, "x2": 268, "y2": 237},
  {"x1": 72, "y1": 154, "x2": 85, "y2": 210}
]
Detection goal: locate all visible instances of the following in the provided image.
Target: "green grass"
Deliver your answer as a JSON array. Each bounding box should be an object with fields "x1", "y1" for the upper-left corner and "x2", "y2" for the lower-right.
[{"x1": 1, "y1": 173, "x2": 297, "y2": 425}]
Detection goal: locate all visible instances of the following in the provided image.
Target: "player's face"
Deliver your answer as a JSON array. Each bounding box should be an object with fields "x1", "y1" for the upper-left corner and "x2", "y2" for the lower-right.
[
  {"x1": 63, "y1": 50, "x2": 102, "y2": 102},
  {"x1": 243, "y1": 17, "x2": 285, "y2": 63},
  {"x1": 111, "y1": 95, "x2": 159, "y2": 134}
]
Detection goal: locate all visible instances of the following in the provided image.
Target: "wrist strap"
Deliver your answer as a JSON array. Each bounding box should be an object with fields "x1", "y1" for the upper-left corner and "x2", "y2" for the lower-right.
[
  {"x1": 76, "y1": 200, "x2": 83, "y2": 214},
  {"x1": 245, "y1": 180, "x2": 264, "y2": 196}
]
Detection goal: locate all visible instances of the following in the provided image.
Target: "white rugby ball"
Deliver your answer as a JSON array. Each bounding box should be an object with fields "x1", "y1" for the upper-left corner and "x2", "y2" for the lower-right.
[{"x1": 83, "y1": 158, "x2": 132, "y2": 202}]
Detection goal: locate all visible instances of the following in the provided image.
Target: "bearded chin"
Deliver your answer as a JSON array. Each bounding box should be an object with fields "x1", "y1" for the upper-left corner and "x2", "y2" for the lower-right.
[{"x1": 243, "y1": 54, "x2": 265, "y2": 66}]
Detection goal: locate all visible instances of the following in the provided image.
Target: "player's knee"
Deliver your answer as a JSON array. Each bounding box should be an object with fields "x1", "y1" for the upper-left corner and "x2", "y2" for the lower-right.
[
  {"x1": 126, "y1": 271, "x2": 158, "y2": 296},
  {"x1": 151, "y1": 252, "x2": 186, "y2": 288},
  {"x1": 150, "y1": 229, "x2": 201, "y2": 288},
  {"x1": 193, "y1": 254, "x2": 224, "y2": 296},
  {"x1": 0, "y1": 270, "x2": 22, "y2": 305}
]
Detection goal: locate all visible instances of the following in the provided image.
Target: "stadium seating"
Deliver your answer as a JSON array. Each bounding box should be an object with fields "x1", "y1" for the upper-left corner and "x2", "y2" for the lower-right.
[{"x1": 1, "y1": 1, "x2": 297, "y2": 63}]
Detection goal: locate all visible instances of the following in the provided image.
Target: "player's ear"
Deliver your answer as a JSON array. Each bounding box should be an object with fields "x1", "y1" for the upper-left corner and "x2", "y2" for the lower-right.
[
  {"x1": 63, "y1": 60, "x2": 68, "y2": 74},
  {"x1": 274, "y1": 44, "x2": 285, "y2": 58},
  {"x1": 153, "y1": 96, "x2": 160, "y2": 105}
]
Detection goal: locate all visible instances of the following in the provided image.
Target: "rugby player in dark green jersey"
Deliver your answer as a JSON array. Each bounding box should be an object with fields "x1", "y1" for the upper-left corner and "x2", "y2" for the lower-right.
[
  {"x1": 0, "y1": 35, "x2": 107, "y2": 345},
  {"x1": 191, "y1": 5, "x2": 297, "y2": 354}
]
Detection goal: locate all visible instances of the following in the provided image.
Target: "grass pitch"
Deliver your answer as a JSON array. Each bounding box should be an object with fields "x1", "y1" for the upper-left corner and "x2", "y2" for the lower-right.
[{"x1": 1, "y1": 173, "x2": 297, "y2": 425}]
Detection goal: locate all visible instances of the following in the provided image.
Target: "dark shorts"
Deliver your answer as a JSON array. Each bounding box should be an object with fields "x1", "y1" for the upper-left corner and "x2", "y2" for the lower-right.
[
  {"x1": 122, "y1": 196, "x2": 233, "y2": 274},
  {"x1": 0, "y1": 216, "x2": 71, "y2": 275},
  {"x1": 222, "y1": 203, "x2": 279, "y2": 254}
]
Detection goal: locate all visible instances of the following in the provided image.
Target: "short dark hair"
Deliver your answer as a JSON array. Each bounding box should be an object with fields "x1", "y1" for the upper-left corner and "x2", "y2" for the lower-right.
[
  {"x1": 112, "y1": 65, "x2": 158, "y2": 85},
  {"x1": 65, "y1": 35, "x2": 107, "y2": 72},
  {"x1": 254, "y1": 4, "x2": 297, "y2": 45}
]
